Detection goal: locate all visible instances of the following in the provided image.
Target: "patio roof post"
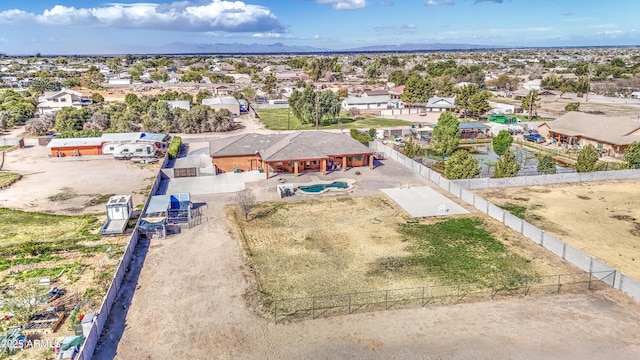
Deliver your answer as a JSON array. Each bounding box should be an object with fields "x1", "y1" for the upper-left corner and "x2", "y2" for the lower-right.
[
  {"x1": 294, "y1": 161, "x2": 299, "y2": 177},
  {"x1": 369, "y1": 154, "x2": 374, "y2": 170},
  {"x1": 342, "y1": 156, "x2": 347, "y2": 171},
  {"x1": 321, "y1": 158, "x2": 327, "y2": 175},
  {"x1": 263, "y1": 162, "x2": 270, "y2": 179}
]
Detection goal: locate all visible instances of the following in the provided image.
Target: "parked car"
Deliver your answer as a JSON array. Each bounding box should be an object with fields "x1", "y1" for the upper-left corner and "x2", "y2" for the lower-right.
[{"x1": 524, "y1": 133, "x2": 546, "y2": 143}]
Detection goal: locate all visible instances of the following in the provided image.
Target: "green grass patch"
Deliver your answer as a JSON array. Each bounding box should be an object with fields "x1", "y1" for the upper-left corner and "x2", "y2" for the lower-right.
[
  {"x1": 255, "y1": 108, "x2": 413, "y2": 130},
  {"x1": 498, "y1": 204, "x2": 527, "y2": 219},
  {"x1": 0, "y1": 208, "x2": 100, "y2": 244},
  {"x1": 0, "y1": 172, "x2": 20, "y2": 187},
  {"x1": 6, "y1": 262, "x2": 85, "y2": 281},
  {"x1": 515, "y1": 114, "x2": 555, "y2": 122},
  {"x1": 0, "y1": 145, "x2": 12, "y2": 152},
  {"x1": 395, "y1": 218, "x2": 536, "y2": 284},
  {"x1": 86, "y1": 193, "x2": 115, "y2": 206}
]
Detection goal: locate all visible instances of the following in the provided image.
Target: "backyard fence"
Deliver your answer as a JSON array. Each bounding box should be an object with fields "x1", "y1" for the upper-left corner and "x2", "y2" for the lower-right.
[
  {"x1": 74, "y1": 153, "x2": 170, "y2": 360},
  {"x1": 370, "y1": 141, "x2": 640, "y2": 303},
  {"x1": 273, "y1": 271, "x2": 615, "y2": 323}
]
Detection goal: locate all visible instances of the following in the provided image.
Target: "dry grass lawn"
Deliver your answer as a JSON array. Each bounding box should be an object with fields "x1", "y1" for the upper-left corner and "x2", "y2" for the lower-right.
[
  {"x1": 476, "y1": 180, "x2": 640, "y2": 280},
  {"x1": 229, "y1": 195, "x2": 580, "y2": 304}
]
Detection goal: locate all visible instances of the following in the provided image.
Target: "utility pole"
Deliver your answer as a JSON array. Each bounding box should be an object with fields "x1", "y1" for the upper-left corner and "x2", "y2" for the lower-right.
[{"x1": 315, "y1": 94, "x2": 319, "y2": 130}]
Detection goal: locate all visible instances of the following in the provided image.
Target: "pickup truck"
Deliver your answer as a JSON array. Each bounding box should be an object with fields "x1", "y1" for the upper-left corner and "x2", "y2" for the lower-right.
[{"x1": 523, "y1": 133, "x2": 546, "y2": 143}]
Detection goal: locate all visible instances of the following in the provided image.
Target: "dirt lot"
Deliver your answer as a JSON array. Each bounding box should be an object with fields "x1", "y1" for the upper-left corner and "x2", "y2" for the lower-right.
[
  {"x1": 92, "y1": 159, "x2": 640, "y2": 359},
  {"x1": 0, "y1": 133, "x2": 158, "y2": 215},
  {"x1": 476, "y1": 180, "x2": 640, "y2": 280}
]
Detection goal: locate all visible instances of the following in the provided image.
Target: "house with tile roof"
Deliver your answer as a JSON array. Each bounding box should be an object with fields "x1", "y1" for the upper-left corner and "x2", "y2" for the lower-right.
[
  {"x1": 538, "y1": 112, "x2": 640, "y2": 157},
  {"x1": 209, "y1": 131, "x2": 375, "y2": 178}
]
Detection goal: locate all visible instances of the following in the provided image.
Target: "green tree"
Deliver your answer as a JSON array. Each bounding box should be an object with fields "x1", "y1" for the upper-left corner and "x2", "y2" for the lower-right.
[
  {"x1": 29, "y1": 77, "x2": 60, "y2": 94},
  {"x1": 467, "y1": 90, "x2": 491, "y2": 118},
  {"x1": 563, "y1": 102, "x2": 579, "y2": 112},
  {"x1": 493, "y1": 149, "x2": 521, "y2": 178},
  {"x1": 196, "y1": 90, "x2": 210, "y2": 105},
  {"x1": 624, "y1": 141, "x2": 640, "y2": 169},
  {"x1": 263, "y1": 73, "x2": 277, "y2": 94},
  {"x1": 180, "y1": 70, "x2": 202, "y2": 83},
  {"x1": 288, "y1": 86, "x2": 316, "y2": 125},
  {"x1": 124, "y1": 93, "x2": 140, "y2": 106},
  {"x1": 401, "y1": 75, "x2": 434, "y2": 104},
  {"x1": 492, "y1": 130, "x2": 513, "y2": 156},
  {"x1": 455, "y1": 84, "x2": 479, "y2": 117},
  {"x1": 575, "y1": 145, "x2": 599, "y2": 172},
  {"x1": 537, "y1": 155, "x2": 557, "y2": 174},
  {"x1": 521, "y1": 90, "x2": 541, "y2": 121},
  {"x1": 54, "y1": 107, "x2": 92, "y2": 132},
  {"x1": 430, "y1": 111, "x2": 460, "y2": 157},
  {"x1": 403, "y1": 139, "x2": 422, "y2": 158},
  {"x1": 91, "y1": 92, "x2": 105, "y2": 104},
  {"x1": 444, "y1": 149, "x2": 480, "y2": 179}
]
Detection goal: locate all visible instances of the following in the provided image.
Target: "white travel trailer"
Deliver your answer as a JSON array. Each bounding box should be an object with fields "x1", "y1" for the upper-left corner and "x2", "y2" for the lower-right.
[{"x1": 111, "y1": 143, "x2": 155, "y2": 159}]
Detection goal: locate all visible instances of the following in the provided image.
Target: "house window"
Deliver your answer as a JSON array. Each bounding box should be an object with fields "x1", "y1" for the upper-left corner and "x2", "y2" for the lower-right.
[
  {"x1": 52, "y1": 98, "x2": 58, "y2": 102},
  {"x1": 597, "y1": 142, "x2": 603, "y2": 149},
  {"x1": 353, "y1": 155, "x2": 363, "y2": 162},
  {"x1": 306, "y1": 161, "x2": 310, "y2": 166},
  {"x1": 109, "y1": 146, "x2": 114, "y2": 151},
  {"x1": 60, "y1": 98, "x2": 67, "y2": 102}
]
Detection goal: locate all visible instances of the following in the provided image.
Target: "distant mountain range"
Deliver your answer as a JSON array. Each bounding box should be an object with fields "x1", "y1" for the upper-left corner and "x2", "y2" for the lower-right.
[{"x1": 136, "y1": 42, "x2": 504, "y2": 55}]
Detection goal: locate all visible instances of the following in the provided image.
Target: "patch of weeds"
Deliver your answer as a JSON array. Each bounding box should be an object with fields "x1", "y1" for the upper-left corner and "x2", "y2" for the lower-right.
[
  {"x1": 499, "y1": 203, "x2": 527, "y2": 219},
  {"x1": 47, "y1": 187, "x2": 77, "y2": 202},
  {"x1": 86, "y1": 193, "x2": 115, "y2": 206},
  {"x1": 630, "y1": 223, "x2": 640, "y2": 237},
  {"x1": 396, "y1": 217, "x2": 536, "y2": 284},
  {"x1": 83, "y1": 287, "x2": 101, "y2": 299},
  {"x1": 368, "y1": 256, "x2": 411, "y2": 275},
  {"x1": 611, "y1": 214, "x2": 636, "y2": 221},
  {"x1": 577, "y1": 195, "x2": 591, "y2": 200}
]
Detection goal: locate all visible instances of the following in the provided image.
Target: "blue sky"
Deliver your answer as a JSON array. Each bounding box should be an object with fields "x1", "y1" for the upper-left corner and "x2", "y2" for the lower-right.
[{"x1": 0, "y1": 0, "x2": 638, "y2": 55}]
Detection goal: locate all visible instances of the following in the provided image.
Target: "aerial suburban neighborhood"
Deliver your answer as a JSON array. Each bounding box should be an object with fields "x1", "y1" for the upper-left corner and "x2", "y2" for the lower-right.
[{"x1": 3, "y1": 43, "x2": 640, "y2": 359}]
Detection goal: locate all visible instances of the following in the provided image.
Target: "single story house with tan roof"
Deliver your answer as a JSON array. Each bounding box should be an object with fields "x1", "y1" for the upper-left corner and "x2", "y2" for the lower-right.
[
  {"x1": 537, "y1": 112, "x2": 640, "y2": 157},
  {"x1": 209, "y1": 131, "x2": 375, "y2": 178}
]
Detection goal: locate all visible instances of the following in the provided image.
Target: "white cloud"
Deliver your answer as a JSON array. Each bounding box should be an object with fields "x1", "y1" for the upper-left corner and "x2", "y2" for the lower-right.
[
  {"x1": 425, "y1": 0, "x2": 454, "y2": 6},
  {"x1": 316, "y1": 0, "x2": 367, "y2": 10},
  {"x1": 0, "y1": 1, "x2": 285, "y2": 33},
  {"x1": 252, "y1": 32, "x2": 282, "y2": 38}
]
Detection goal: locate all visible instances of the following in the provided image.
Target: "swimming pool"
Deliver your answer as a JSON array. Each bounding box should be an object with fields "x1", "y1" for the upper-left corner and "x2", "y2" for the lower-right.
[{"x1": 298, "y1": 181, "x2": 349, "y2": 193}]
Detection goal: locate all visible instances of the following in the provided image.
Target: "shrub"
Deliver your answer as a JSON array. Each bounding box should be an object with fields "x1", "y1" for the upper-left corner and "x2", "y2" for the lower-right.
[
  {"x1": 576, "y1": 145, "x2": 598, "y2": 172},
  {"x1": 493, "y1": 149, "x2": 521, "y2": 178},
  {"x1": 537, "y1": 155, "x2": 557, "y2": 174},
  {"x1": 349, "y1": 129, "x2": 372, "y2": 145},
  {"x1": 167, "y1": 136, "x2": 182, "y2": 159},
  {"x1": 444, "y1": 149, "x2": 480, "y2": 179},
  {"x1": 492, "y1": 130, "x2": 513, "y2": 156}
]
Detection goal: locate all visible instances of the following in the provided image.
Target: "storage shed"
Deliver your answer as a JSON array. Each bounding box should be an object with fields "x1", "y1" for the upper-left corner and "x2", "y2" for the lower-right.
[
  {"x1": 47, "y1": 137, "x2": 103, "y2": 157},
  {"x1": 101, "y1": 195, "x2": 133, "y2": 235}
]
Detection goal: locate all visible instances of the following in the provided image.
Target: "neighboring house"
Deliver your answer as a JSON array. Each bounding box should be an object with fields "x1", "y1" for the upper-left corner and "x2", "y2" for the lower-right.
[
  {"x1": 342, "y1": 95, "x2": 402, "y2": 110},
  {"x1": 108, "y1": 78, "x2": 131, "y2": 85},
  {"x1": 523, "y1": 79, "x2": 542, "y2": 91},
  {"x1": 202, "y1": 97, "x2": 240, "y2": 116},
  {"x1": 363, "y1": 90, "x2": 389, "y2": 97},
  {"x1": 538, "y1": 112, "x2": 640, "y2": 157},
  {"x1": 163, "y1": 100, "x2": 191, "y2": 111},
  {"x1": 422, "y1": 122, "x2": 491, "y2": 140},
  {"x1": 209, "y1": 131, "x2": 375, "y2": 178},
  {"x1": 213, "y1": 85, "x2": 234, "y2": 96},
  {"x1": 229, "y1": 73, "x2": 252, "y2": 84},
  {"x1": 425, "y1": 96, "x2": 456, "y2": 112},
  {"x1": 388, "y1": 85, "x2": 405, "y2": 100},
  {"x1": 37, "y1": 88, "x2": 91, "y2": 114}
]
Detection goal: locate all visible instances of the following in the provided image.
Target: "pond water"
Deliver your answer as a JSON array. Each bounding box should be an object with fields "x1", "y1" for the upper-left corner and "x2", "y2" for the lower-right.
[{"x1": 470, "y1": 144, "x2": 575, "y2": 177}]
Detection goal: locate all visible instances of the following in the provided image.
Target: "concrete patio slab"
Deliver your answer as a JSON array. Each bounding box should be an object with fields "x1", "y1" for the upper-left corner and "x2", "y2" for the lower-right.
[{"x1": 381, "y1": 186, "x2": 469, "y2": 217}]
